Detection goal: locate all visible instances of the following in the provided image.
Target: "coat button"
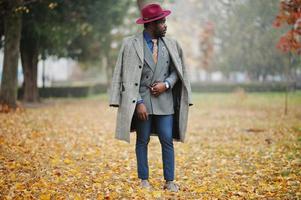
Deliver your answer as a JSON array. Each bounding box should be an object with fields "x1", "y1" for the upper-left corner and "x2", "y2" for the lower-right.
[
  {"x1": 139, "y1": 65, "x2": 142, "y2": 69},
  {"x1": 132, "y1": 100, "x2": 136, "y2": 103},
  {"x1": 164, "y1": 73, "x2": 167, "y2": 76},
  {"x1": 146, "y1": 76, "x2": 149, "y2": 79},
  {"x1": 135, "y1": 83, "x2": 138, "y2": 86}
]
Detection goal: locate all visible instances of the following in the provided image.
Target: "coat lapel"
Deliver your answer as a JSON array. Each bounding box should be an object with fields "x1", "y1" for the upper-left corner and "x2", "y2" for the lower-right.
[
  {"x1": 162, "y1": 37, "x2": 183, "y2": 77},
  {"x1": 133, "y1": 33, "x2": 144, "y2": 64}
]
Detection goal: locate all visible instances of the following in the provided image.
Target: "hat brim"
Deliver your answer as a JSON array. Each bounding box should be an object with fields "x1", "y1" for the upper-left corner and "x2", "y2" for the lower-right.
[{"x1": 136, "y1": 10, "x2": 171, "y2": 24}]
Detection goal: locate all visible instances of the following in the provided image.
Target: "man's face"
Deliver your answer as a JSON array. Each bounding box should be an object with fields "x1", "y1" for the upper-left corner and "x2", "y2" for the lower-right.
[{"x1": 153, "y1": 18, "x2": 167, "y2": 38}]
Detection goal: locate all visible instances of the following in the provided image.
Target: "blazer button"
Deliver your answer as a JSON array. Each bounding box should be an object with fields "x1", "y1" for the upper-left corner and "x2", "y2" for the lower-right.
[
  {"x1": 135, "y1": 83, "x2": 138, "y2": 86},
  {"x1": 132, "y1": 100, "x2": 136, "y2": 103},
  {"x1": 139, "y1": 65, "x2": 142, "y2": 69},
  {"x1": 146, "y1": 76, "x2": 149, "y2": 79}
]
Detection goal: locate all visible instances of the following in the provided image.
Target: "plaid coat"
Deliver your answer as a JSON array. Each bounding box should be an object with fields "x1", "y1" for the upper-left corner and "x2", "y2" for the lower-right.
[{"x1": 109, "y1": 32, "x2": 193, "y2": 143}]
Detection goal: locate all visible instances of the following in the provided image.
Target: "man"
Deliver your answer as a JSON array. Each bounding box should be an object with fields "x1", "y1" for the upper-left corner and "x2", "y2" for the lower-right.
[{"x1": 109, "y1": 3, "x2": 192, "y2": 192}]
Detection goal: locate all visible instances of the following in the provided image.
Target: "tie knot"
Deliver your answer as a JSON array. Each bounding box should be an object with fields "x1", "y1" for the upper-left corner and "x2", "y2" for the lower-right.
[{"x1": 152, "y1": 39, "x2": 158, "y2": 45}]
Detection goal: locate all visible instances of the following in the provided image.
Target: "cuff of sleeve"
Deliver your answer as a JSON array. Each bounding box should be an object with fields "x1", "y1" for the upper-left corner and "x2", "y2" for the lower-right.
[
  {"x1": 137, "y1": 99, "x2": 144, "y2": 104},
  {"x1": 164, "y1": 80, "x2": 171, "y2": 89}
]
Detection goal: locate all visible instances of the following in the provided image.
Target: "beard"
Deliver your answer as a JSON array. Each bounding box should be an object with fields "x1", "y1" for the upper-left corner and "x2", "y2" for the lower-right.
[{"x1": 155, "y1": 29, "x2": 167, "y2": 38}]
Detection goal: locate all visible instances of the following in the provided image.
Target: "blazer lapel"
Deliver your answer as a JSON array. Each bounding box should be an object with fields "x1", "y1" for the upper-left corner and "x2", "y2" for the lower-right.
[
  {"x1": 151, "y1": 38, "x2": 165, "y2": 82},
  {"x1": 157, "y1": 38, "x2": 168, "y2": 76},
  {"x1": 143, "y1": 39, "x2": 156, "y2": 72}
]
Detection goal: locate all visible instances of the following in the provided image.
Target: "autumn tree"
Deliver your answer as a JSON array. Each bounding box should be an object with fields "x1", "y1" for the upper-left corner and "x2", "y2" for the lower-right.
[
  {"x1": 20, "y1": 1, "x2": 68, "y2": 103},
  {"x1": 208, "y1": 0, "x2": 300, "y2": 81},
  {"x1": 274, "y1": 0, "x2": 301, "y2": 54},
  {"x1": 0, "y1": 0, "x2": 133, "y2": 104},
  {"x1": 273, "y1": 0, "x2": 301, "y2": 114},
  {"x1": 199, "y1": 21, "x2": 215, "y2": 81}
]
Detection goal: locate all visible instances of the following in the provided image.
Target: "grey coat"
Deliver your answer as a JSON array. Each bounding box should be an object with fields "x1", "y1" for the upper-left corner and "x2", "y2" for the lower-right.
[{"x1": 109, "y1": 32, "x2": 193, "y2": 143}]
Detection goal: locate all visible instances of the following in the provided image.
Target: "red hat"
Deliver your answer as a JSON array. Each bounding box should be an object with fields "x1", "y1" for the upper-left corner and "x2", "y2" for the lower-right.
[{"x1": 136, "y1": 3, "x2": 171, "y2": 24}]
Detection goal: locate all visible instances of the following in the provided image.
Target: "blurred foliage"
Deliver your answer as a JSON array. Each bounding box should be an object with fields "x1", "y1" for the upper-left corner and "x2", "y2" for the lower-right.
[
  {"x1": 27, "y1": 0, "x2": 130, "y2": 62},
  {"x1": 0, "y1": 0, "x2": 135, "y2": 66},
  {"x1": 1, "y1": 0, "x2": 300, "y2": 81},
  {"x1": 199, "y1": 21, "x2": 215, "y2": 70},
  {"x1": 202, "y1": 0, "x2": 301, "y2": 81},
  {"x1": 65, "y1": 0, "x2": 133, "y2": 64}
]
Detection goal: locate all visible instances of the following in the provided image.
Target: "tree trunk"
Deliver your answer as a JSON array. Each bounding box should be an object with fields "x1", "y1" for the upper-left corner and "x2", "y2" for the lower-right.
[
  {"x1": 0, "y1": 1, "x2": 22, "y2": 109},
  {"x1": 137, "y1": 0, "x2": 162, "y2": 10},
  {"x1": 284, "y1": 53, "x2": 292, "y2": 115},
  {"x1": 20, "y1": 35, "x2": 40, "y2": 102},
  {"x1": 137, "y1": 0, "x2": 147, "y2": 10}
]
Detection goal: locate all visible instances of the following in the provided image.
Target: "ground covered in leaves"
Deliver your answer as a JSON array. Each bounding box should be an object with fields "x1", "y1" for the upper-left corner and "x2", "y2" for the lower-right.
[{"x1": 0, "y1": 91, "x2": 301, "y2": 199}]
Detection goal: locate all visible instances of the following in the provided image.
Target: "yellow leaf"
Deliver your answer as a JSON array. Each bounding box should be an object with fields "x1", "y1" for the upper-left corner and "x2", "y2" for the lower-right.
[
  {"x1": 15, "y1": 183, "x2": 24, "y2": 190},
  {"x1": 40, "y1": 193, "x2": 51, "y2": 200},
  {"x1": 64, "y1": 158, "x2": 73, "y2": 164},
  {"x1": 51, "y1": 157, "x2": 60, "y2": 165},
  {"x1": 74, "y1": 194, "x2": 81, "y2": 200},
  {"x1": 152, "y1": 191, "x2": 162, "y2": 198},
  {"x1": 10, "y1": 173, "x2": 16, "y2": 181}
]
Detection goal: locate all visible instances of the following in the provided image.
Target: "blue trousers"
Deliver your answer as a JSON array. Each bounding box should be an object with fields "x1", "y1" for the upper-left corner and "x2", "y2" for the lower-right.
[{"x1": 135, "y1": 114, "x2": 174, "y2": 181}]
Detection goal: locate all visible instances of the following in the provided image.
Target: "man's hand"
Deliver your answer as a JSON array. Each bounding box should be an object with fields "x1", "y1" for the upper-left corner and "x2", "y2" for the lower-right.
[
  {"x1": 149, "y1": 81, "x2": 167, "y2": 97},
  {"x1": 136, "y1": 103, "x2": 148, "y2": 121}
]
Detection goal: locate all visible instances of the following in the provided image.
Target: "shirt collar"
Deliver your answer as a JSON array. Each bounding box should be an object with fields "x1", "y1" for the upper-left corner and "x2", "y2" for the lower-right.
[{"x1": 143, "y1": 31, "x2": 153, "y2": 43}]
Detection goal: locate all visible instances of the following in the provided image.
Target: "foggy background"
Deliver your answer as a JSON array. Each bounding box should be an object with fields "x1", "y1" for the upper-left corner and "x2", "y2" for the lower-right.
[{"x1": 0, "y1": 0, "x2": 300, "y2": 91}]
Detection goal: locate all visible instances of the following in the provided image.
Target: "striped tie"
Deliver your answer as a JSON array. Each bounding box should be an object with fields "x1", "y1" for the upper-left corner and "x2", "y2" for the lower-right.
[{"x1": 152, "y1": 39, "x2": 158, "y2": 64}]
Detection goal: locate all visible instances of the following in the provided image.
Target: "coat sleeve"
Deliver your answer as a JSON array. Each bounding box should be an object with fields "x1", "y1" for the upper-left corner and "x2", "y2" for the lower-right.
[
  {"x1": 109, "y1": 40, "x2": 126, "y2": 107},
  {"x1": 176, "y1": 40, "x2": 193, "y2": 107}
]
